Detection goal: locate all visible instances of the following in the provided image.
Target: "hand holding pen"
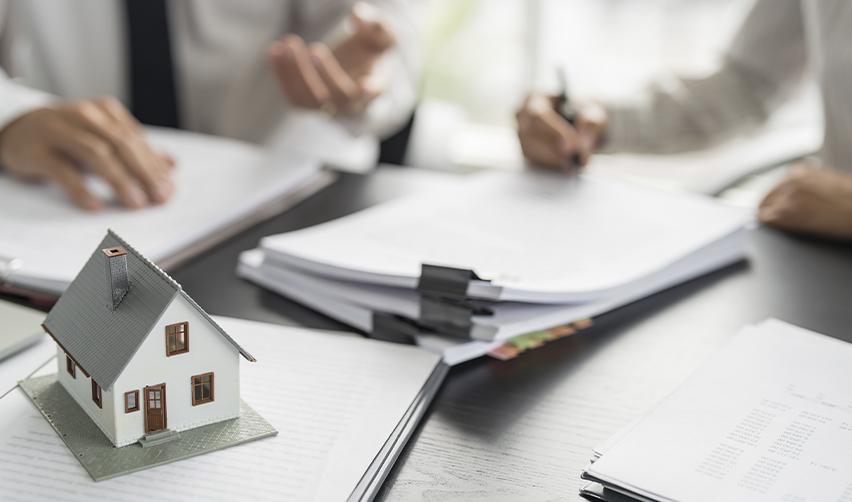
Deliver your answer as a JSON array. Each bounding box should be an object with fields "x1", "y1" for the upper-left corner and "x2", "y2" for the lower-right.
[{"x1": 516, "y1": 68, "x2": 607, "y2": 173}]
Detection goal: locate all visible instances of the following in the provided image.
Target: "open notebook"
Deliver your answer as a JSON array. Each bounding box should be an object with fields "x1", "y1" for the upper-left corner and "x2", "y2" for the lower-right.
[
  {"x1": 258, "y1": 170, "x2": 749, "y2": 304},
  {"x1": 0, "y1": 128, "x2": 330, "y2": 296},
  {"x1": 0, "y1": 317, "x2": 446, "y2": 502}
]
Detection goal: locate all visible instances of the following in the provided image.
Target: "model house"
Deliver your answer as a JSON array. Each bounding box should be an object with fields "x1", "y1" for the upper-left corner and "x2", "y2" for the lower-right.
[{"x1": 42, "y1": 230, "x2": 256, "y2": 447}]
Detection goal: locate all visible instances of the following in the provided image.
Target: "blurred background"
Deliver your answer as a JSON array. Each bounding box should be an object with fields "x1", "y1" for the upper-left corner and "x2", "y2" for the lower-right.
[{"x1": 405, "y1": 0, "x2": 819, "y2": 202}]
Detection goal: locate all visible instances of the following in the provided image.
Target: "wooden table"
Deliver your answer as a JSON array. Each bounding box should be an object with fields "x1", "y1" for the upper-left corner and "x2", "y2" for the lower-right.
[{"x1": 170, "y1": 167, "x2": 852, "y2": 501}]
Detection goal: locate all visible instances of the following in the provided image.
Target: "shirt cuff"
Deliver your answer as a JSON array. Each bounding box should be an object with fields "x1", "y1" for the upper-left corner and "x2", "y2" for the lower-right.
[
  {"x1": 598, "y1": 103, "x2": 643, "y2": 153},
  {"x1": 0, "y1": 80, "x2": 54, "y2": 133}
]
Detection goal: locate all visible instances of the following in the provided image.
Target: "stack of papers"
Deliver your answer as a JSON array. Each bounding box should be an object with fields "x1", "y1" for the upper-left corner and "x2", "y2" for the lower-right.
[
  {"x1": 0, "y1": 128, "x2": 330, "y2": 296},
  {"x1": 0, "y1": 317, "x2": 446, "y2": 501},
  {"x1": 581, "y1": 319, "x2": 852, "y2": 502},
  {"x1": 238, "y1": 170, "x2": 751, "y2": 364}
]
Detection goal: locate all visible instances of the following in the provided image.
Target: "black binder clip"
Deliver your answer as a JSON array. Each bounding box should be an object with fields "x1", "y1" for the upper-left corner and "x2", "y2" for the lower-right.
[
  {"x1": 416, "y1": 264, "x2": 494, "y2": 338},
  {"x1": 370, "y1": 311, "x2": 420, "y2": 345}
]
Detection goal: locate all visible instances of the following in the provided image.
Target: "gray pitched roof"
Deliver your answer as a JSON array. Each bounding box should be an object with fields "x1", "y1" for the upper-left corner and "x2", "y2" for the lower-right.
[{"x1": 43, "y1": 230, "x2": 254, "y2": 390}]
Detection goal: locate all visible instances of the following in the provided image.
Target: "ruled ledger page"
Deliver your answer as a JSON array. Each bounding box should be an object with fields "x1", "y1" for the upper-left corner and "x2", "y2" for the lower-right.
[
  {"x1": 588, "y1": 320, "x2": 852, "y2": 502},
  {"x1": 0, "y1": 317, "x2": 441, "y2": 502}
]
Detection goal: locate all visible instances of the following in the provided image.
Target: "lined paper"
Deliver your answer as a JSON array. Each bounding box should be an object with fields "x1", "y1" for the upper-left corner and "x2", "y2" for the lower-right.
[{"x1": 0, "y1": 317, "x2": 441, "y2": 501}]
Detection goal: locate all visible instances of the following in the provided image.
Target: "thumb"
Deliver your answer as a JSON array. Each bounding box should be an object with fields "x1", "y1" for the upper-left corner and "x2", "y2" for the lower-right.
[
  {"x1": 576, "y1": 104, "x2": 608, "y2": 150},
  {"x1": 350, "y1": 2, "x2": 395, "y2": 52}
]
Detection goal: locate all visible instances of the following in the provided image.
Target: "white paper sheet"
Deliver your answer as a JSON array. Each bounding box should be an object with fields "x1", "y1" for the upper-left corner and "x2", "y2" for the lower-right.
[
  {"x1": 246, "y1": 224, "x2": 745, "y2": 342},
  {"x1": 0, "y1": 316, "x2": 441, "y2": 502},
  {"x1": 261, "y1": 170, "x2": 749, "y2": 303},
  {"x1": 0, "y1": 128, "x2": 322, "y2": 294},
  {"x1": 236, "y1": 250, "x2": 500, "y2": 365},
  {"x1": 270, "y1": 110, "x2": 378, "y2": 174},
  {"x1": 587, "y1": 319, "x2": 852, "y2": 502},
  {"x1": 590, "y1": 119, "x2": 822, "y2": 196}
]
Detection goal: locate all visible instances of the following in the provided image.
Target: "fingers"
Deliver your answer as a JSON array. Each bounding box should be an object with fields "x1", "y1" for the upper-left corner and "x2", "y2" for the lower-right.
[
  {"x1": 39, "y1": 152, "x2": 101, "y2": 211},
  {"x1": 350, "y1": 2, "x2": 395, "y2": 53},
  {"x1": 160, "y1": 152, "x2": 177, "y2": 169},
  {"x1": 48, "y1": 117, "x2": 148, "y2": 209},
  {"x1": 58, "y1": 98, "x2": 174, "y2": 206},
  {"x1": 310, "y1": 44, "x2": 360, "y2": 111},
  {"x1": 0, "y1": 99, "x2": 174, "y2": 210},
  {"x1": 79, "y1": 97, "x2": 174, "y2": 203},
  {"x1": 269, "y1": 36, "x2": 331, "y2": 109},
  {"x1": 269, "y1": 35, "x2": 382, "y2": 114},
  {"x1": 576, "y1": 102, "x2": 608, "y2": 153},
  {"x1": 517, "y1": 97, "x2": 589, "y2": 172},
  {"x1": 758, "y1": 173, "x2": 807, "y2": 228}
]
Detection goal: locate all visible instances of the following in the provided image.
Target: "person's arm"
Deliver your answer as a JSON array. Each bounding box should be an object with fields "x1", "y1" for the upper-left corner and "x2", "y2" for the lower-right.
[
  {"x1": 517, "y1": 0, "x2": 809, "y2": 169},
  {"x1": 0, "y1": 0, "x2": 54, "y2": 131},
  {"x1": 0, "y1": 69, "x2": 54, "y2": 132},
  {"x1": 268, "y1": 0, "x2": 419, "y2": 138},
  {"x1": 604, "y1": 0, "x2": 807, "y2": 153}
]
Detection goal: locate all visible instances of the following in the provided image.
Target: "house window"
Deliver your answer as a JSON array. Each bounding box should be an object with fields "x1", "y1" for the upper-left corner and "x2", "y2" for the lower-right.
[
  {"x1": 191, "y1": 373, "x2": 214, "y2": 406},
  {"x1": 125, "y1": 390, "x2": 139, "y2": 413},
  {"x1": 92, "y1": 380, "x2": 102, "y2": 408},
  {"x1": 66, "y1": 354, "x2": 76, "y2": 378},
  {"x1": 165, "y1": 322, "x2": 189, "y2": 356}
]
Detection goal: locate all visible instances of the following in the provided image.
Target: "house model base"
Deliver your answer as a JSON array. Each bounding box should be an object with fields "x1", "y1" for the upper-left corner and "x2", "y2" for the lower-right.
[{"x1": 18, "y1": 373, "x2": 277, "y2": 482}]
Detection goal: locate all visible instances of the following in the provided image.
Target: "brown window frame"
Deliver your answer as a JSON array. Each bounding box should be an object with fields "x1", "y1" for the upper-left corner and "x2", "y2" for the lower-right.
[
  {"x1": 191, "y1": 372, "x2": 214, "y2": 406},
  {"x1": 92, "y1": 380, "x2": 102, "y2": 408},
  {"x1": 124, "y1": 390, "x2": 139, "y2": 413},
  {"x1": 165, "y1": 322, "x2": 189, "y2": 357},
  {"x1": 66, "y1": 354, "x2": 76, "y2": 378}
]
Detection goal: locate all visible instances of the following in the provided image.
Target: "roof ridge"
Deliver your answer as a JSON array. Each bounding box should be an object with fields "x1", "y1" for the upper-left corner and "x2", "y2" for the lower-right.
[
  {"x1": 106, "y1": 229, "x2": 180, "y2": 291},
  {"x1": 179, "y1": 291, "x2": 256, "y2": 362},
  {"x1": 107, "y1": 229, "x2": 255, "y2": 363}
]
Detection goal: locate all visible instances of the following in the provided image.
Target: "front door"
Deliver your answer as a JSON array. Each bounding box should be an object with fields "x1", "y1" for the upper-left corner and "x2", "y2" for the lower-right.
[{"x1": 144, "y1": 384, "x2": 167, "y2": 433}]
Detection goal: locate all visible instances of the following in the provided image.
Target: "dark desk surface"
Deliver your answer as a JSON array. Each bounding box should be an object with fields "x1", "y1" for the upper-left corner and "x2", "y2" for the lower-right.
[{"x1": 168, "y1": 167, "x2": 852, "y2": 501}]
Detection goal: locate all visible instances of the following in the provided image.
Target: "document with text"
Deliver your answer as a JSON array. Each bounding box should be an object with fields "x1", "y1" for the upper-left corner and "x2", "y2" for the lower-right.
[
  {"x1": 260, "y1": 169, "x2": 749, "y2": 304},
  {"x1": 585, "y1": 319, "x2": 852, "y2": 502}
]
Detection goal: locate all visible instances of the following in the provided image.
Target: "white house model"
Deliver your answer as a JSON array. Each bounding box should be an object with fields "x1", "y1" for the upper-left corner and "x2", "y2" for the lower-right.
[{"x1": 42, "y1": 230, "x2": 256, "y2": 447}]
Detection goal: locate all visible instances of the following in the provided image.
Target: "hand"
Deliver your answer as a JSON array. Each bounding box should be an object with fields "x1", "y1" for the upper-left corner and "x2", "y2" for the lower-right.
[
  {"x1": 516, "y1": 94, "x2": 607, "y2": 172},
  {"x1": 758, "y1": 163, "x2": 852, "y2": 240},
  {"x1": 268, "y1": 2, "x2": 395, "y2": 116},
  {"x1": 0, "y1": 97, "x2": 175, "y2": 211}
]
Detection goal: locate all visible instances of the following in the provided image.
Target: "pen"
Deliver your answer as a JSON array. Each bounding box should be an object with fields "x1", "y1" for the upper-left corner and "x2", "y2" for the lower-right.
[{"x1": 555, "y1": 67, "x2": 582, "y2": 170}]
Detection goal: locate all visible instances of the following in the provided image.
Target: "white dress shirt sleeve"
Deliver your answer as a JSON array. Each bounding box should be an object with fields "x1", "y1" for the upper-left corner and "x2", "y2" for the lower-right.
[
  {"x1": 0, "y1": 69, "x2": 54, "y2": 133},
  {"x1": 602, "y1": 0, "x2": 808, "y2": 153},
  {"x1": 0, "y1": 0, "x2": 54, "y2": 134}
]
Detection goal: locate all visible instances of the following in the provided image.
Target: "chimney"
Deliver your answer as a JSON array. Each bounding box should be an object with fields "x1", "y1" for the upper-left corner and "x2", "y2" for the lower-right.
[{"x1": 102, "y1": 246, "x2": 129, "y2": 309}]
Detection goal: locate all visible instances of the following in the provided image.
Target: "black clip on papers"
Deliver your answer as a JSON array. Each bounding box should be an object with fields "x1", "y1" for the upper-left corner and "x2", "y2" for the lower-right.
[
  {"x1": 370, "y1": 312, "x2": 420, "y2": 345},
  {"x1": 416, "y1": 264, "x2": 494, "y2": 338}
]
